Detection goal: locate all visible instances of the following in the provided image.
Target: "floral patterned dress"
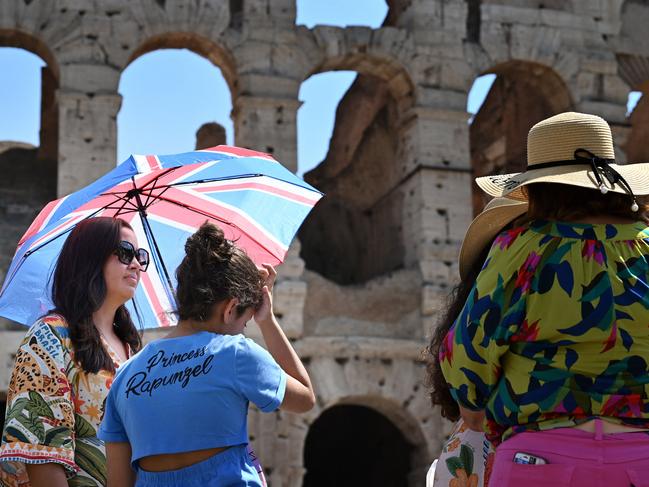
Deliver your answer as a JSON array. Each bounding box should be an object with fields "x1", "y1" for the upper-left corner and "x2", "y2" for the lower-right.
[
  {"x1": 429, "y1": 419, "x2": 495, "y2": 487},
  {"x1": 0, "y1": 314, "x2": 129, "y2": 486},
  {"x1": 440, "y1": 220, "x2": 649, "y2": 445}
]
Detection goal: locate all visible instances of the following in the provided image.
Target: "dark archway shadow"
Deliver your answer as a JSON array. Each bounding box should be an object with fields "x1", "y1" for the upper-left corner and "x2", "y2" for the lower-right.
[
  {"x1": 469, "y1": 61, "x2": 574, "y2": 215},
  {"x1": 303, "y1": 405, "x2": 413, "y2": 487},
  {"x1": 299, "y1": 73, "x2": 407, "y2": 285}
]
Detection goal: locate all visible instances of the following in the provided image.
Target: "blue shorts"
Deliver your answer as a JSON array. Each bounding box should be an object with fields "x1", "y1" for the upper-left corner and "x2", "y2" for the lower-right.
[{"x1": 135, "y1": 445, "x2": 266, "y2": 487}]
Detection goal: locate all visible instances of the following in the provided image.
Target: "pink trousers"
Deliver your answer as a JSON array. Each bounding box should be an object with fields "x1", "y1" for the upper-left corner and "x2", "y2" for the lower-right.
[{"x1": 491, "y1": 420, "x2": 649, "y2": 487}]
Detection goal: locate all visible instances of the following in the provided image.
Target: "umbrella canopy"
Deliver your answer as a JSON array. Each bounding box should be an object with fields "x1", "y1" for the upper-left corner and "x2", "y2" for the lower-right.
[{"x1": 0, "y1": 145, "x2": 322, "y2": 328}]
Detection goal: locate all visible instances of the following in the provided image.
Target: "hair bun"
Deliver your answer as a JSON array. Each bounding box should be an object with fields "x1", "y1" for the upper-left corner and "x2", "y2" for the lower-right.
[{"x1": 184, "y1": 222, "x2": 233, "y2": 265}]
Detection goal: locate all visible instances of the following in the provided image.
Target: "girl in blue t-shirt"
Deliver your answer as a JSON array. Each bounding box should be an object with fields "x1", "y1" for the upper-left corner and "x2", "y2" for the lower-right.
[{"x1": 99, "y1": 222, "x2": 315, "y2": 486}]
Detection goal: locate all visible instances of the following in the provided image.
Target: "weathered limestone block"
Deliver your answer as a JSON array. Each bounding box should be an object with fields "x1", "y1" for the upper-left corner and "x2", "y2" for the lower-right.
[
  {"x1": 481, "y1": 4, "x2": 544, "y2": 25},
  {"x1": 573, "y1": 0, "x2": 625, "y2": 32},
  {"x1": 302, "y1": 269, "x2": 421, "y2": 339},
  {"x1": 61, "y1": 64, "x2": 120, "y2": 95},
  {"x1": 127, "y1": 0, "x2": 229, "y2": 42},
  {"x1": 603, "y1": 74, "x2": 632, "y2": 104},
  {"x1": 401, "y1": 168, "x2": 472, "y2": 267},
  {"x1": 233, "y1": 93, "x2": 299, "y2": 173},
  {"x1": 510, "y1": 24, "x2": 563, "y2": 66},
  {"x1": 57, "y1": 91, "x2": 121, "y2": 195},
  {"x1": 581, "y1": 55, "x2": 620, "y2": 76},
  {"x1": 611, "y1": 123, "x2": 631, "y2": 164},
  {"x1": 399, "y1": 106, "x2": 471, "y2": 177},
  {"x1": 577, "y1": 100, "x2": 628, "y2": 124},
  {"x1": 273, "y1": 280, "x2": 307, "y2": 339}
]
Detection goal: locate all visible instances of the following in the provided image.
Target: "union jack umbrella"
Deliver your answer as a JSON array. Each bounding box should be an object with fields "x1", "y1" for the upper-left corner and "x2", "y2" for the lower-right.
[{"x1": 0, "y1": 146, "x2": 322, "y2": 328}]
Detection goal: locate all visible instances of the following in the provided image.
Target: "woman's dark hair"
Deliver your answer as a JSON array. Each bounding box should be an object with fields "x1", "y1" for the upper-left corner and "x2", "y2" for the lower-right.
[
  {"x1": 51, "y1": 217, "x2": 142, "y2": 374},
  {"x1": 424, "y1": 240, "x2": 493, "y2": 421},
  {"x1": 175, "y1": 222, "x2": 264, "y2": 321},
  {"x1": 525, "y1": 183, "x2": 649, "y2": 224}
]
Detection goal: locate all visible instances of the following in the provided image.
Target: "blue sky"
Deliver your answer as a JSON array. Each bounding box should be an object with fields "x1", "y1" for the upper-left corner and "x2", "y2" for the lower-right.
[{"x1": 0, "y1": 1, "x2": 642, "y2": 179}]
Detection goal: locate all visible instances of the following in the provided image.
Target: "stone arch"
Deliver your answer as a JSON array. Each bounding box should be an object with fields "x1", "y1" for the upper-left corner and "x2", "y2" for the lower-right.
[
  {"x1": 0, "y1": 29, "x2": 59, "y2": 80},
  {"x1": 297, "y1": 50, "x2": 415, "y2": 285},
  {"x1": 0, "y1": 30, "x2": 59, "y2": 291},
  {"x1": 0, "y1": 29, "x2": 59, "y2": 159},
  {"x1": 303, "y1": 403, "x2": 416, "y2": 486},
  {"x1": 300, "y1": 389, "x2": 431, "y2": 486},
  {"x1": 305, "y1": 352, "x2": 438, "y2": 459},
  {"x1": 306, "y1": 29, "x2": 415, "y2": 106},
  {"x1": 623, "y1": 87, "x2": 649, "y2": 163},
  {"x1": 246, "y1": 349, "x2": 442, "y2": 486},
  {"x1": 125, "y1": 32, "x2": 238, "y2": 98},
  {"x1": 469, "y1": 60, "x2": 574, "y2": 213},
  {"x1": 617, "y1": 0, "x2": 649, "y2": 163},
  {"x1": 477, "y1": 5, "x2": 583, "y2": 88},
  {"x1": 117, "y1": 33, "x2": 236, "y2": 159}
]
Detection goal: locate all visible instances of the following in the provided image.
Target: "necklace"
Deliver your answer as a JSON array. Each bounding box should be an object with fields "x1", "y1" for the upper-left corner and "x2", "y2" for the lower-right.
[
  {"x1": 96, "y1": 324, "x2": 114, "y2": 341},
  {"x1": 97, "y1": 324, "x2": 128, "y2": 361}
]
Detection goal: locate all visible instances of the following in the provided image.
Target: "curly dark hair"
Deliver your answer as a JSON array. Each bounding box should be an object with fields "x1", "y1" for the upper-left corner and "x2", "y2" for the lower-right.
[
  {"x1": 424, "y1": 241, "x2": 493, "y2": 421},
  {"x1": 51, "y1": 217, "x2": 142, "y2": 374},
  {"x1": 175, "y1": 222, "x2": 264, "y2": 321}
]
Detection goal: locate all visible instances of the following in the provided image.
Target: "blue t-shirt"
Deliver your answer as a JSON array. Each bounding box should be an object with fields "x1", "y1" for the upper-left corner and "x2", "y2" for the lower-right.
[{"x1": 98, "y1": 332, "x2": 287, "y2": 466}]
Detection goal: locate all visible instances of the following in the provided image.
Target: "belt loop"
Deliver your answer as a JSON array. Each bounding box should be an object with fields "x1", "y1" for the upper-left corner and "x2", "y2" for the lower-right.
[{"x1": 595, "y1": 418, "x2": 604, "y2": 440}]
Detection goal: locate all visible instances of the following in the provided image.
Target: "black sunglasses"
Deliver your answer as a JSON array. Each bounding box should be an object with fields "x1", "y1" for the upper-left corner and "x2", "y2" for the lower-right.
[{"x1": 115, "y1": 241, "x2": 150, "y2": 272}]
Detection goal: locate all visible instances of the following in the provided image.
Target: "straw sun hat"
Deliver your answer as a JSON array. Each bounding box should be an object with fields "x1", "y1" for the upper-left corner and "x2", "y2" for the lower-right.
[
  {"x1": 475, "y1": 112, "x2": 649, "y2": 212},
  {"x1": 458, "y1": 197, "x2": 528, "y2": 281}
]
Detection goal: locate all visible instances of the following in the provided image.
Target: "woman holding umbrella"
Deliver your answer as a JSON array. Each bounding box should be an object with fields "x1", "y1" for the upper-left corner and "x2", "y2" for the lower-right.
[
  {"x1": 0, "y1": 217, "x2": 147, "y2": 486},
  {"x1": 99, "y1": 222, "x2": 315, "y2": 487}
]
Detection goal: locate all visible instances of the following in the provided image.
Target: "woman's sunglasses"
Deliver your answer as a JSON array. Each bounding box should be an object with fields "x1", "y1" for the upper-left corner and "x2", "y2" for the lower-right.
[{"x1": 115, "y1": 241, "x2": 150, "y2": 272}]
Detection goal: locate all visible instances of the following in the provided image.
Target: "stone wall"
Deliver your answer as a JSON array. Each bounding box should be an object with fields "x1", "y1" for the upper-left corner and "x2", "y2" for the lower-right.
[{"x1": 0, "y1": 1, "x2": 647, "y2": 485}]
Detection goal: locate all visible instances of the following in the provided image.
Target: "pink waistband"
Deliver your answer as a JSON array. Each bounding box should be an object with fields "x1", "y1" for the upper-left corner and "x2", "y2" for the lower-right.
[{"x1": 499, "y1": 422, "x2": 649, "y2": 464}]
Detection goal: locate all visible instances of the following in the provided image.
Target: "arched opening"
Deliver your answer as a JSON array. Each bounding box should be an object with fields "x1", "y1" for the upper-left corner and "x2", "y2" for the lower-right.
[
  {"x1": 298, "y1": 65, "x2": 412, "y2": 285},
  {"x1": 616, "y1": 1, "x2": 649, "y2": 164},
  {"x1": 624, "y1": 88, "x2": 649, "y2": 163},
  {"x1": 469, "y1": 61, "x2": 573, "y2": 214},
  {"x1": 297, "y1": 71, "x2": 357, "y2": 177},
  {"x1": 118, "y1": 37, "x2": 235, "y2": 162},
  {"x1": 0, "y1": 37, "x2": 59, "y2": 306},
  {"x1": 0, "y1": 30, "x2": 59, "y2": 161},
  {"x1": 296, "y1": 0, "x2": 388, "y2": 28},
  {"x1": 303, "y1": 405, "x2": 413, "y2": 487}
]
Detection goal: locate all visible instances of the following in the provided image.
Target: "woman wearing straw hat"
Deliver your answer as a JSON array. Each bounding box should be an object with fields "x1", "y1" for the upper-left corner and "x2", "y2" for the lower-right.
[
  {"x1": 426, "y1": 197, "x2": 527, "y2": 487},
  {"x1": 440, "y1": 112, "x2": 649, "y2": 486}
]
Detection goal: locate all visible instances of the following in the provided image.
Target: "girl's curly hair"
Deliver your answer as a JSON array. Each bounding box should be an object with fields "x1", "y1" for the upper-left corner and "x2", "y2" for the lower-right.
[{"x1": 175, "y1": 222, "x2": 264, "y2": 321}]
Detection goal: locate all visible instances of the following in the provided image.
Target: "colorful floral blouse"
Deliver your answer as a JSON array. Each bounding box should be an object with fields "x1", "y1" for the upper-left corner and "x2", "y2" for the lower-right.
[
  {"x1": 0, "y1": 314, "x2": 128, "y2": 486},
  {"x1": 440, "y1": 220, "x2": 649, "y2": 445}
]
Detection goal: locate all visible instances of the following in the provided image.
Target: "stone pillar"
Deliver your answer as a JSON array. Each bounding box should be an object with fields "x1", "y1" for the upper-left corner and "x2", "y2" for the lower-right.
[
  {"x1": 395, "y1": 0, "x2": 467, "y2": 44},
  {"x1": 245, "y1": 239, "x2": 307, "y2": 343},
  {"x1": 398, "y1": 100, "x2": 473, "y2": 338},
  {"x1": 38, "y1": 65, "x2": 58, "y2": 162},
  {"x1": 57, "y1": 64, "x2": 121, "y2": 196},
  {"x1": 248, "y1": 408, "x2": 307, "y2": 487},
  {"x1": 574, "y1": 56, "x2": 630, "y2": 162},
  {"x1": 273, "y1": 239, "x2": 307, "y2": 339},
  {"x1": 232, "y1": 91, "x2": 300, "y2": 173}
]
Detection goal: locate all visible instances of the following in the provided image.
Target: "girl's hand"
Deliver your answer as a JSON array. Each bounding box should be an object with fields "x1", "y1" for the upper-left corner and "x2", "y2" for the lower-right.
[{"x1": 254, "y1": 264, "x2": 277, "y2": 326}]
